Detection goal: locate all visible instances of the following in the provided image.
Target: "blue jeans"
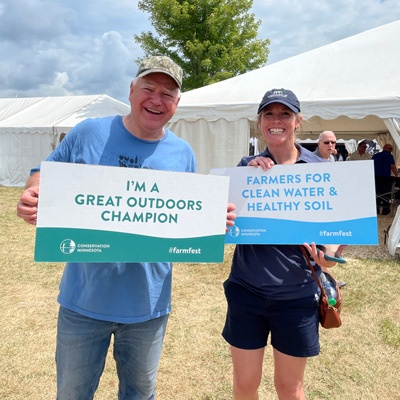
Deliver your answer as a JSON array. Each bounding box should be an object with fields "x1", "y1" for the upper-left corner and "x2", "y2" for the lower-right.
[{"x1": 56, "y1": 306, "x2": 169, "y2": 400}]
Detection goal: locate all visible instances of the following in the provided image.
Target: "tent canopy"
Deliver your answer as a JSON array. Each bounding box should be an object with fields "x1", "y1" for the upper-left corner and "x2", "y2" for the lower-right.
[
  {"x1": 0, "y1": 95, "x2": 130, "y2": 186},
  {"x1": 169, "y1": 20, "x2": 400, "y2": 174}
]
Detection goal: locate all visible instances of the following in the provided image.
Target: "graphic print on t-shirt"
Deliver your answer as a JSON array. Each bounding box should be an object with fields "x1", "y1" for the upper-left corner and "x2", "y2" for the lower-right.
[{"x1": 119, "y1": 154, "x2": 142, "y2": 168}]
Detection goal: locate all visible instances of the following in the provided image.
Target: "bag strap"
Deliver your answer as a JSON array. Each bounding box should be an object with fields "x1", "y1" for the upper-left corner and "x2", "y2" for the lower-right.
[{"x1": 300, "y1": 245, "x2": 324, "y2": 293}]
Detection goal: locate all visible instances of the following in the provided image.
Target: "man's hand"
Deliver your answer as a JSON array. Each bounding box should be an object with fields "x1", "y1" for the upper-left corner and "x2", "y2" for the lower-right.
[{"x1": 16, "y1": 172, "x2": 40, "y2": 225}]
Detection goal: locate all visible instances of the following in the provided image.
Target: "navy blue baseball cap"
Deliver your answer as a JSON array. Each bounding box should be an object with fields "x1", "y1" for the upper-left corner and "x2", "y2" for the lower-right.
[{"x1": 257, "y1": 88, "x2": 301, "y2": 114}]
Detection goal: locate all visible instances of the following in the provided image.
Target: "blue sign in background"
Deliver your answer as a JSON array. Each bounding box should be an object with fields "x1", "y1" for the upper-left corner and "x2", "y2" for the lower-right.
[{"x1": 212, "y1": 161, "x2": 378, "y2": 245}]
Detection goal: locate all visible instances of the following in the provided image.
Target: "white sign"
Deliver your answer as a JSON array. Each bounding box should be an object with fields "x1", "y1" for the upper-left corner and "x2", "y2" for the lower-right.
[
  {"x1": 35, "y1": 162, "x2": 230, "y2": 262},
  {"x1": 211, "y1": 160, "x2": 378, "y2": 245}
]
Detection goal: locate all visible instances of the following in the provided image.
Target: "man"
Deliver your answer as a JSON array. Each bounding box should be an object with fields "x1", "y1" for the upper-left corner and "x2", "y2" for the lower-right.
[
  {"x1": 312, "y1": 130, "x2": 348, "y2": 287},
  {"x1": 16, "y1": 56, "x2": 235, "y2": 399},
  {"x1": 372, "y1": 143, "x2": 399, "y2": 215},
  {"x1": 348, "y1": 140, "x2": 372, "y2": 161},
  {"x1": 313, "y1": 131, "x2": 337, "y2": 161}
]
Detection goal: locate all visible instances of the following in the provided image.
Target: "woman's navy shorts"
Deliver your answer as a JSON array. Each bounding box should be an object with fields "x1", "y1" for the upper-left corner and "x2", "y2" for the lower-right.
[{"x1": 222, "y1": 280, "x2": 320, "y2": 357}]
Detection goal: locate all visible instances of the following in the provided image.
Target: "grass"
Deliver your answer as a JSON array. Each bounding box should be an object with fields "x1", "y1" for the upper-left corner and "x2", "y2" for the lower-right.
[{"x1": 1, "y1": 185, "x2": 400, "y2": 399}]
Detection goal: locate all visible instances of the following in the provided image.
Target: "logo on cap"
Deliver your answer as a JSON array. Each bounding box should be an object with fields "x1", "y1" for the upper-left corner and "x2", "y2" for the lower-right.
[{"x1": 269, "y1": 90, "x2": 286, "y2": 98}]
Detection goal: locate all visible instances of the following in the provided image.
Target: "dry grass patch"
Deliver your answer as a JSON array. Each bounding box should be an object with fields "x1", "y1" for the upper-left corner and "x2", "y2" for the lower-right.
[{"x1": 1, "y1": 186, "x2": 400, "y2": 399}]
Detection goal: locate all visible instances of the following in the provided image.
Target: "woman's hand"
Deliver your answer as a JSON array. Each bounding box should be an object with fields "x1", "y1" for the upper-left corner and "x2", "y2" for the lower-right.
[
  {"x1": 303, "y1": 242, "x2": 338, "y2": 269},
  {"x1": 248, "y1": 156, "x2": 275, "y2": 171}
]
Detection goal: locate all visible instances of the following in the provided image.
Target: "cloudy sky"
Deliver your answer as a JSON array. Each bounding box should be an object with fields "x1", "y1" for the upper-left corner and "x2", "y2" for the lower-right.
[{"x1": 1, "y1": 0, "x2": 399, "y2": 103}]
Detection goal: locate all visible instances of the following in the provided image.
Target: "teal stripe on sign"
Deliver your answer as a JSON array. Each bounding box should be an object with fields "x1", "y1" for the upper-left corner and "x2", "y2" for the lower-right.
[{"x1": 35, "y1": 228, "x2": 225, "y2": 263}]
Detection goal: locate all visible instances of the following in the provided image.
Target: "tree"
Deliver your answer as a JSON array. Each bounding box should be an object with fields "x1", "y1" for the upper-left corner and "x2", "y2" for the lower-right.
[{"x1": 134, "y1": 0, "x2": 270, "y2": 90}]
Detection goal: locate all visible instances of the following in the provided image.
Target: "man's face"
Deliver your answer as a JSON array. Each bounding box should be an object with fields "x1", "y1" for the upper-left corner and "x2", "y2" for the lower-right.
[
  {"x1": 318, "y1": 133, "x2": 336, "y2": 159},
  {"x1": 129, "y1": 73, "x2": 180, "y2": 135}
]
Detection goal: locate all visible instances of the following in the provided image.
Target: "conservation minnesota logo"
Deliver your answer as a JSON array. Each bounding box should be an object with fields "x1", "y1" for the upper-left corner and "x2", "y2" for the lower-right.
[
  {"x1": 228, "y1": 226, "x2": 240, "y2": 238},
  {"x1": 59, "y1": 239, "x2": 111, "y2": 254},
  {"x1": 60, "y1": 239, "x2": 76, "y2": 254}
]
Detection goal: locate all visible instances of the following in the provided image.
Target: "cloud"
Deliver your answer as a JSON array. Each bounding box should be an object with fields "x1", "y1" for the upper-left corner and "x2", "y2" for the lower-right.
[
  {"x1": 0, "y1": 0, "x2": 72, "y2": 43},
  {"x1": 0, "y1": 0, "x2": 399, "y2": 101},
  {"x1": 68, "y1": 31, "x2": 136, "y2": 101},
  {"x1": 0, "y1": 0, "x2": 147, "y2": 100},
  {"x1": 252, "y1": 0, "x2": 400, "y2": 63}
]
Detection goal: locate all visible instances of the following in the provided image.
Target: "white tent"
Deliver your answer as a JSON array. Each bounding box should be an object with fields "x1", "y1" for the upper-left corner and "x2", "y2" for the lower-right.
[
  {"x1": 169, "y1": 20, "x2": 400, "y2": 174},
  {"x1": 388, "y1": 205, "x2": 400, "y2": 257},
  {"x1": 0, "y1": 95, "x2": 130, "y2": 186}
]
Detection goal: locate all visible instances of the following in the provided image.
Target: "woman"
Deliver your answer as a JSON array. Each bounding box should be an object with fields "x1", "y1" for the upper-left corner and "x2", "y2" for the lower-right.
[{"x1": 222, "y1": 88, "x2": 341, "y2": 400}]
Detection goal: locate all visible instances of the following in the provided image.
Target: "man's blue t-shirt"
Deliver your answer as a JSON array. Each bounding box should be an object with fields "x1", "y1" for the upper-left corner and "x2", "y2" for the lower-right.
[{"x1": 32, "y1": 116, "x2": 196, "y2": 323}]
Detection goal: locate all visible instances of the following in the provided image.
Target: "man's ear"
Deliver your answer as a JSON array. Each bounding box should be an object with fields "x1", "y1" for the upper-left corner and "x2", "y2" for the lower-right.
[{"x1": 128, "y1": 81, "x2": 136, "y2": 102}]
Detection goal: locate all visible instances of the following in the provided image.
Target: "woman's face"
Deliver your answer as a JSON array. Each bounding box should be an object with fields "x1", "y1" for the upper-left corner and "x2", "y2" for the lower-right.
[{"x1": 258, "y1": 103, "x2": 301, "y2": 145}]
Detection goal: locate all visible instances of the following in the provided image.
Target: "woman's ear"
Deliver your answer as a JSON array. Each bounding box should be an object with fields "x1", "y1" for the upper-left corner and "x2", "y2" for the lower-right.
[{"x1": 295, "y1": 114, "x2": 303, "y2": 130}]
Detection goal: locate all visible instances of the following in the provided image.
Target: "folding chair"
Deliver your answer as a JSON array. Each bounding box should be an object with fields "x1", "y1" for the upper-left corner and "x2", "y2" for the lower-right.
[{"x1": 375, "y1": 176, "x2": 400, "y2": 216}]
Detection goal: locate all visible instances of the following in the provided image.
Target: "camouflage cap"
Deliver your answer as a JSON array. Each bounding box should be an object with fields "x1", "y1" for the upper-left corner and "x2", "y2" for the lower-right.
[{"x1": 136, "y1": 56, "x2": 183, "y2": 89}]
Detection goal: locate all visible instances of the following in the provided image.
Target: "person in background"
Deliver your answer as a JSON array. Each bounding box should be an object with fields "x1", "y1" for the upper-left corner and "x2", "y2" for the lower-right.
[
  {"x1": 222, "y1": 88, "x2": 342, "y2": 400},
  {"x1": 372, "y1": 143, "x2": 399, "y2": 215},
  {"x1": 347, "y1": 140, "x2": 371, "y2": 161},
  {"x1": 334, "y1": 146, "x2": 348, "y2": 161},
  {"x1": 16, "y1": 55, "x2": 236, "y2": 400},
  {"x1": 312, "y1": 130, "x2": 346, "y2": 287},
  {"x1": 313, "y1": 130, "x2": 337, "y2": 161}
]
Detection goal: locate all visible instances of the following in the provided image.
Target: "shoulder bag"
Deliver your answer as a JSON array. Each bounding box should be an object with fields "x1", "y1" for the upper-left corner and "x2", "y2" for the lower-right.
[{"x1": 300, "y1": 246, "x2": 342, "y2": 329}]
